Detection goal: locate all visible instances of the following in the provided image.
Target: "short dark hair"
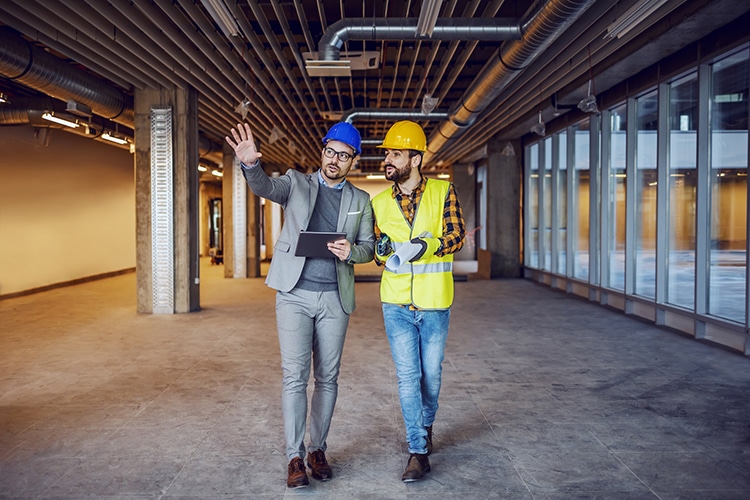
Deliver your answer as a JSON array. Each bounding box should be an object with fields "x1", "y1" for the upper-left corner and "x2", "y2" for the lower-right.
[{"x1": 408, "y1": 150, "x2": 424, "y2": 171}]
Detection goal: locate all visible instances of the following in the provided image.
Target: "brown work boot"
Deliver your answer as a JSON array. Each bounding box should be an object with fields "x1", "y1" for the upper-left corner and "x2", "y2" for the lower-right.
[
  {"x1": 307, "y1": 449, "x2": 333, "y2": 481},
  {"x1": 401, "y1": 453, "x2": 431, "y2": 482},
  {"x1": 425, "y1": 425, "x2": 433, "y2": 455},
  {"x1": 286, "y1": 457, "x2": 309, "y2": 488}
]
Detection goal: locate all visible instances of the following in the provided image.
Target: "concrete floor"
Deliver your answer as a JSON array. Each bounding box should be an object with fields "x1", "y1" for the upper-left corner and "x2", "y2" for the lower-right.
[{"x1": 2, "y1": 259, "x2": 750, "y2": 499}]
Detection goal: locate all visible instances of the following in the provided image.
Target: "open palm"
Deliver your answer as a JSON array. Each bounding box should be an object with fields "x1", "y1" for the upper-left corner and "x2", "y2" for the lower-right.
[{"x1": 226, "y1": 123, "x2": 263, "y2": 165}]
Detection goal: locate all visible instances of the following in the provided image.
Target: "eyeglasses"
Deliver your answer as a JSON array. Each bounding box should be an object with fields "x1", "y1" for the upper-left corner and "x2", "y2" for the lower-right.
[{"x1": 323, "y1": 146, "x2": 354, "y2": 163}]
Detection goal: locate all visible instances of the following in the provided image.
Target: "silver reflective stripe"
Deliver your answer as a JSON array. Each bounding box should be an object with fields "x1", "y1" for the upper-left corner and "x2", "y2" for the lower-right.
[
  {"x1": 232, "y1": 155, "x2": 246, "y2": 278},
  {"x1": 388, "y1": 261, "x2": 453, "y2": 275},
  {"x1": 150, "y1": 106, "x2": 174, "y2": 314}
]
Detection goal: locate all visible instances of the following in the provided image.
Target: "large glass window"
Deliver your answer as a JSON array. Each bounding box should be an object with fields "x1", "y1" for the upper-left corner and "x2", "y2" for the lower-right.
[
  {"x1": 572, "y1": 120, "x2": 591, "y2": 281},
  {"x1": 543, "y1": 137, "x2": 552, "y2": 271},
  {"x1": 522, "y1": 44, "x2": 750, "y2": 354},
  {"x1": 607, "y1": 103, "x2": 628, "y2": 291},
  {"x1": 667, "y1": 72, "x2": 698, "y2": 309},
  {"x1": 527, "y1": 143, "x2": 540, "y2": 268},
  {"x1": 635, "y1": 90, "x2": 658, "y2": 298},
  {"x1": 557, "y1": 131, "x2": 568, "y2": 275},
  {"x1": 708, "y1": 48, "x2": 748, "y2": 322}
]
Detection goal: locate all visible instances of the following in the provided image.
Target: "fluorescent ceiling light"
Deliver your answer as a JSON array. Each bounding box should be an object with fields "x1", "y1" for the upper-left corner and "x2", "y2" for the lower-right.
[
  {"x1": 0, "y1": 92, "x2": 8, "y2": 103},
  {"x1": 366, "y1": 174, "x2": 386, "y2": 180},
  {"x1": 200, "y1": 0, "x2": 240, "y2": 37},
  {"x1": 42, "y1": 112, "x2": 79, "y2": 128},
  {"x1": 211, "y1": 169, "x2": 224, "y2": 177},
  {"x1": 198, "y1": 164, "x2": 208, "y2": 172},
  {"x1": 416, "y1": 0, "x2": 443, "y2": 37},
  {"x1": 101, "y1": 132, "x2": 128, "y2": 145},
  {"x1": 605, "y1": 0, "x2": 670, "y2": 39},
  {"x1": 437, "y1": 173, "x2": 450, "y2": 179}
]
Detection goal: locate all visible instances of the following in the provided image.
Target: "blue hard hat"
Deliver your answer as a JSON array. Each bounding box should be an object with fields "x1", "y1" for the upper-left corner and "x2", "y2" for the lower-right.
[{"x1": 322, "y1": 122, "x2": 361, "y2": 156}]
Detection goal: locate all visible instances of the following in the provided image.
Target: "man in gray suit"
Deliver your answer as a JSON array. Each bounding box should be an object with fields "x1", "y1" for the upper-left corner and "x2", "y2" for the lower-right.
[{"x1": 226, "y1": 122, "x2": 375, "y2": 489}]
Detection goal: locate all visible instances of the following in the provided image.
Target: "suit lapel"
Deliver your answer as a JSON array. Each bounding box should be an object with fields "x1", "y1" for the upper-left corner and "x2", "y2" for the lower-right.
[
  {"x1": 337, "y1": 183, "x2": 353, "y2": 232},
  {"x1": 308, "y1": 172, "x2": 319, "y2": 224}
]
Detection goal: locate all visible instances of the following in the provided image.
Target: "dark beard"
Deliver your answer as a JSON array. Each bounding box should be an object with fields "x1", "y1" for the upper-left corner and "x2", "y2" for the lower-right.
[{"x1": 385, "y1": 164, "x2": 410, "y2": 183}]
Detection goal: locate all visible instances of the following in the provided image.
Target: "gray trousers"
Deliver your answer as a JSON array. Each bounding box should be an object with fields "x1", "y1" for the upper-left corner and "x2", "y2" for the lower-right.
[{"x1": 275, "y1": 288, "x2": 349, "y2": 461}]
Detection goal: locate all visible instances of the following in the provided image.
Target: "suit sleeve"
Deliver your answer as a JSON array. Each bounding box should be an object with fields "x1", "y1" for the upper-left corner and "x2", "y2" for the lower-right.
[{"x1": 241, "y1": 162, "x2": 292, "y2": 206}]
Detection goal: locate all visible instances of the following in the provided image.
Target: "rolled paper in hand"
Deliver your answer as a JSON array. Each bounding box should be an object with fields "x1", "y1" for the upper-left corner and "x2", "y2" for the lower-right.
[{"x1": 384, "y1": 231, "x2": 432, "y2": 271}]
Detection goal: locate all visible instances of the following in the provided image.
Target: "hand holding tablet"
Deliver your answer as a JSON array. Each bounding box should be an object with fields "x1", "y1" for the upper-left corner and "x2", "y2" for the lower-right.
[{"x1": 294, "y1": 231, "x2": 347, "y2": 258}]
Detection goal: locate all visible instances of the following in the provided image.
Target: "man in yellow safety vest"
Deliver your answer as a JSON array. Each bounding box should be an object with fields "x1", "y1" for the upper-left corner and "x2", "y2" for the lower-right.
[{"x1": 371, "y1": 120, "x2": 466, "y2": 482}]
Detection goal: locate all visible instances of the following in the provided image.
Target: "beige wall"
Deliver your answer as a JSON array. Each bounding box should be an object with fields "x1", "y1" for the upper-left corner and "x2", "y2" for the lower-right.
[{"x1": 0, "y1": 126, "x2": 135, "y2": 296}]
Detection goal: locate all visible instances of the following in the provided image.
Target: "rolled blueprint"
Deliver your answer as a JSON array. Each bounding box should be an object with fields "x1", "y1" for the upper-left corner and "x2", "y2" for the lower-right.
[{"x1": 385, "y1": 231, "x2": 432, "y2": 272}]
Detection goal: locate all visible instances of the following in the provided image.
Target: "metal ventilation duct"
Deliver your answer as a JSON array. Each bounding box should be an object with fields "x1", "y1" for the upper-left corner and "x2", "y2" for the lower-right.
[
  {"x1": 0, "y1": 107, "x2": 46, "y2": 126},
  {"x1": 342, "y1": 108, "x2": 450, "y2": 124},
  {"x1": 426, "y1": 0, "x2": 596, "y2": 161},
  {"x1": 0, "y1": 27, "x2": 133, "y2": 125},
  {"x1": 308, "y1": 18, "x2": 522, "y2": 76}
]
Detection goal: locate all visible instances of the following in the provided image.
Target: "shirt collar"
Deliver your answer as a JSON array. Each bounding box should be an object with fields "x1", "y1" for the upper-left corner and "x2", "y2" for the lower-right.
[
  {"x1": 392, "y1": 175, "x2": 426, "y2": 198},
  {"x1": 317, "y1": 169, "x2": 347, "y2": 190}
]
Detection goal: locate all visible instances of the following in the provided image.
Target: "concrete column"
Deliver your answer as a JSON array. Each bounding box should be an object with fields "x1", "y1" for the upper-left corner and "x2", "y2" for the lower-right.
[
  {"x1": 134, "y1": 86, "x2": 200, "y2": 313},
  {"x1": 450, "y1": 163, "x2": 477, "y2": 261},
  {"x1": 222, "y1": 143, "x2": 261, "y2": 279},
  {"x1": 246, "y1": 183, "x2": 261, "y2": 278},
  {"x1": 487, "y1": 137, "x2": 521, "y2": 278}
]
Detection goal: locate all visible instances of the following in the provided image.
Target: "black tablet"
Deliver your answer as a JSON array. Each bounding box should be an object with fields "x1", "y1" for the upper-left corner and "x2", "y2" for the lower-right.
[{"x1": 294, "y1": 231, "x2": 347, "y2": 258}]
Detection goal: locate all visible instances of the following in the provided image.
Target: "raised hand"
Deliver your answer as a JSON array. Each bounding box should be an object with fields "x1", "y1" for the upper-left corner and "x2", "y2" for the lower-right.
[{"x1": 226, "y1": 123, "x2": 263, "y2": 165}]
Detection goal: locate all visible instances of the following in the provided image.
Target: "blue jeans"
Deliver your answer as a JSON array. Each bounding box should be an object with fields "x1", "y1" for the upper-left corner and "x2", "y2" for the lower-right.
[{"x1": 382, "y1": 304, "x2": 450, "y2": 454}]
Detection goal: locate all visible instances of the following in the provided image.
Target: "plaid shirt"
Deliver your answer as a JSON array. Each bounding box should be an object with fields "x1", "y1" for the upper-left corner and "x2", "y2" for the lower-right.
[{"x1": 375, "y1": 176, "x2": 465, "y2": 257}]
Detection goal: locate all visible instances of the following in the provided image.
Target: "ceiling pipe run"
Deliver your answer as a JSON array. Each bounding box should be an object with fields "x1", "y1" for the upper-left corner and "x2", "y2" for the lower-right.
[
  {"x1": 0, "y1": 26, "x2": 223, "y2": 161},
  {"x1": 425, "y1": 0, "x2": 597, "y2": 163},
  {"x1": 308, "y1": 17, "x2": 521, "y2": 76},
  {"x1": 0, "y1": 27, "x2": 133, "y2": 125},
  {"x1": 342, "y1": 108, "x2": 450, "y2": 124},
  {"x1": 317, "y1": 18, "x2": 521, "y2": 60}
]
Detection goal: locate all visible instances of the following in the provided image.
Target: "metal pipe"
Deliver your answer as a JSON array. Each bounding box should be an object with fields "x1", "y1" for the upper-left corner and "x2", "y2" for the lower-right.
[
  {"x1": 317, "y1": 18, "x2": 522, "y2": 60},
  {"x1": 342, "y1": 108, "x2": 450, "y2": 123},
  {"x1": 0, "y1": 27, "x2": 131, "y2": 123},
  {"x1": 425, "y1": 0, "x2": 597, "y2": 162}
]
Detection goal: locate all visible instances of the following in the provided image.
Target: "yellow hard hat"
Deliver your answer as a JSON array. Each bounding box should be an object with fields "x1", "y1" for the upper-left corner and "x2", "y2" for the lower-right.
[{"x1": 377, "y1": 120, "x2": 427, "y2": 152}]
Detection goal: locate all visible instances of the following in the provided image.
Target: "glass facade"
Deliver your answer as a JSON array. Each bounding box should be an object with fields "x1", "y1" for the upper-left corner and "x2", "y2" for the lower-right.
[
  {"x1": 635, "y1": 90, "x2": 658, "y2": 299},
  {"x1": 607, "y1": 103, "x2": 627, "y2": 291},
  {"x1": 543, "y1": 137, "x2": 553, "y2": 271},
  {"x1": 572, "y1": 120, "x2": 591, "y2": 281},
  {"x1": 524, "y1": 45, "x2": 750, "y2": 352},
  {"x1": 708, "y1": 49, "x2": 748, "y2": 323},
  {"x1": 527, "y1": 143, "x2": 539, "y2": 268},
  {"x1": 557, "y1": 131, "x2": 568, "y2": 275},
  {"x1": 667, "y1": 72, "x2": 698, "y2": 310}
]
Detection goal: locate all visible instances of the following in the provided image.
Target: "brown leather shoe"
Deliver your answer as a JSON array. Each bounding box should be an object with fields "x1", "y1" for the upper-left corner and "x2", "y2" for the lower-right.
[
  {"x1": 286, "y1": 457, "x2": 309, "y2": 488},
  {"x1": 307, "y1": 450, "x2": 333, "y2": 481},
  {"x1": 425, "y1": 425, "x2": 433, "y2": 455},
  {"x1": 401, "y1": 453, "x2": 431, "y2": 482}
]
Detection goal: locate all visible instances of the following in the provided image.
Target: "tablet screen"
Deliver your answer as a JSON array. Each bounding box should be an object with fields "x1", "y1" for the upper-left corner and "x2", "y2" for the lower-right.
[{"x1": 294, "y1": 231, "x2": 346, "y2": 258}]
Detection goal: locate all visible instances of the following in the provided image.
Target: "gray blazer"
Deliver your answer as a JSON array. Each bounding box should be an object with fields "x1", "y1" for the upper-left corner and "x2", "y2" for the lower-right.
[{"x1": 242, "y1": 164, "x2": 375, "y2": 314}]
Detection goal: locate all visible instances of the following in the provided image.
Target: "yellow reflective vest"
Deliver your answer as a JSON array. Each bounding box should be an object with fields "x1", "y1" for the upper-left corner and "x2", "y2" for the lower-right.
[{"x1": 372, "y1": 179, "x2": 454, "y2": 309}]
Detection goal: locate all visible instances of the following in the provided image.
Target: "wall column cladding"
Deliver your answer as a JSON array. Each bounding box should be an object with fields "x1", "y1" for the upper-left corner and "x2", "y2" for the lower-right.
[
  {"x1": 221, "y1": 142, "x2": 261, "y2": 279},
  {"x1": 487, "y1": 136, "x2": 522, "y2": 278},
  {"x1": 134, "y1": 86, "x2": 200, "y2": 313}
]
